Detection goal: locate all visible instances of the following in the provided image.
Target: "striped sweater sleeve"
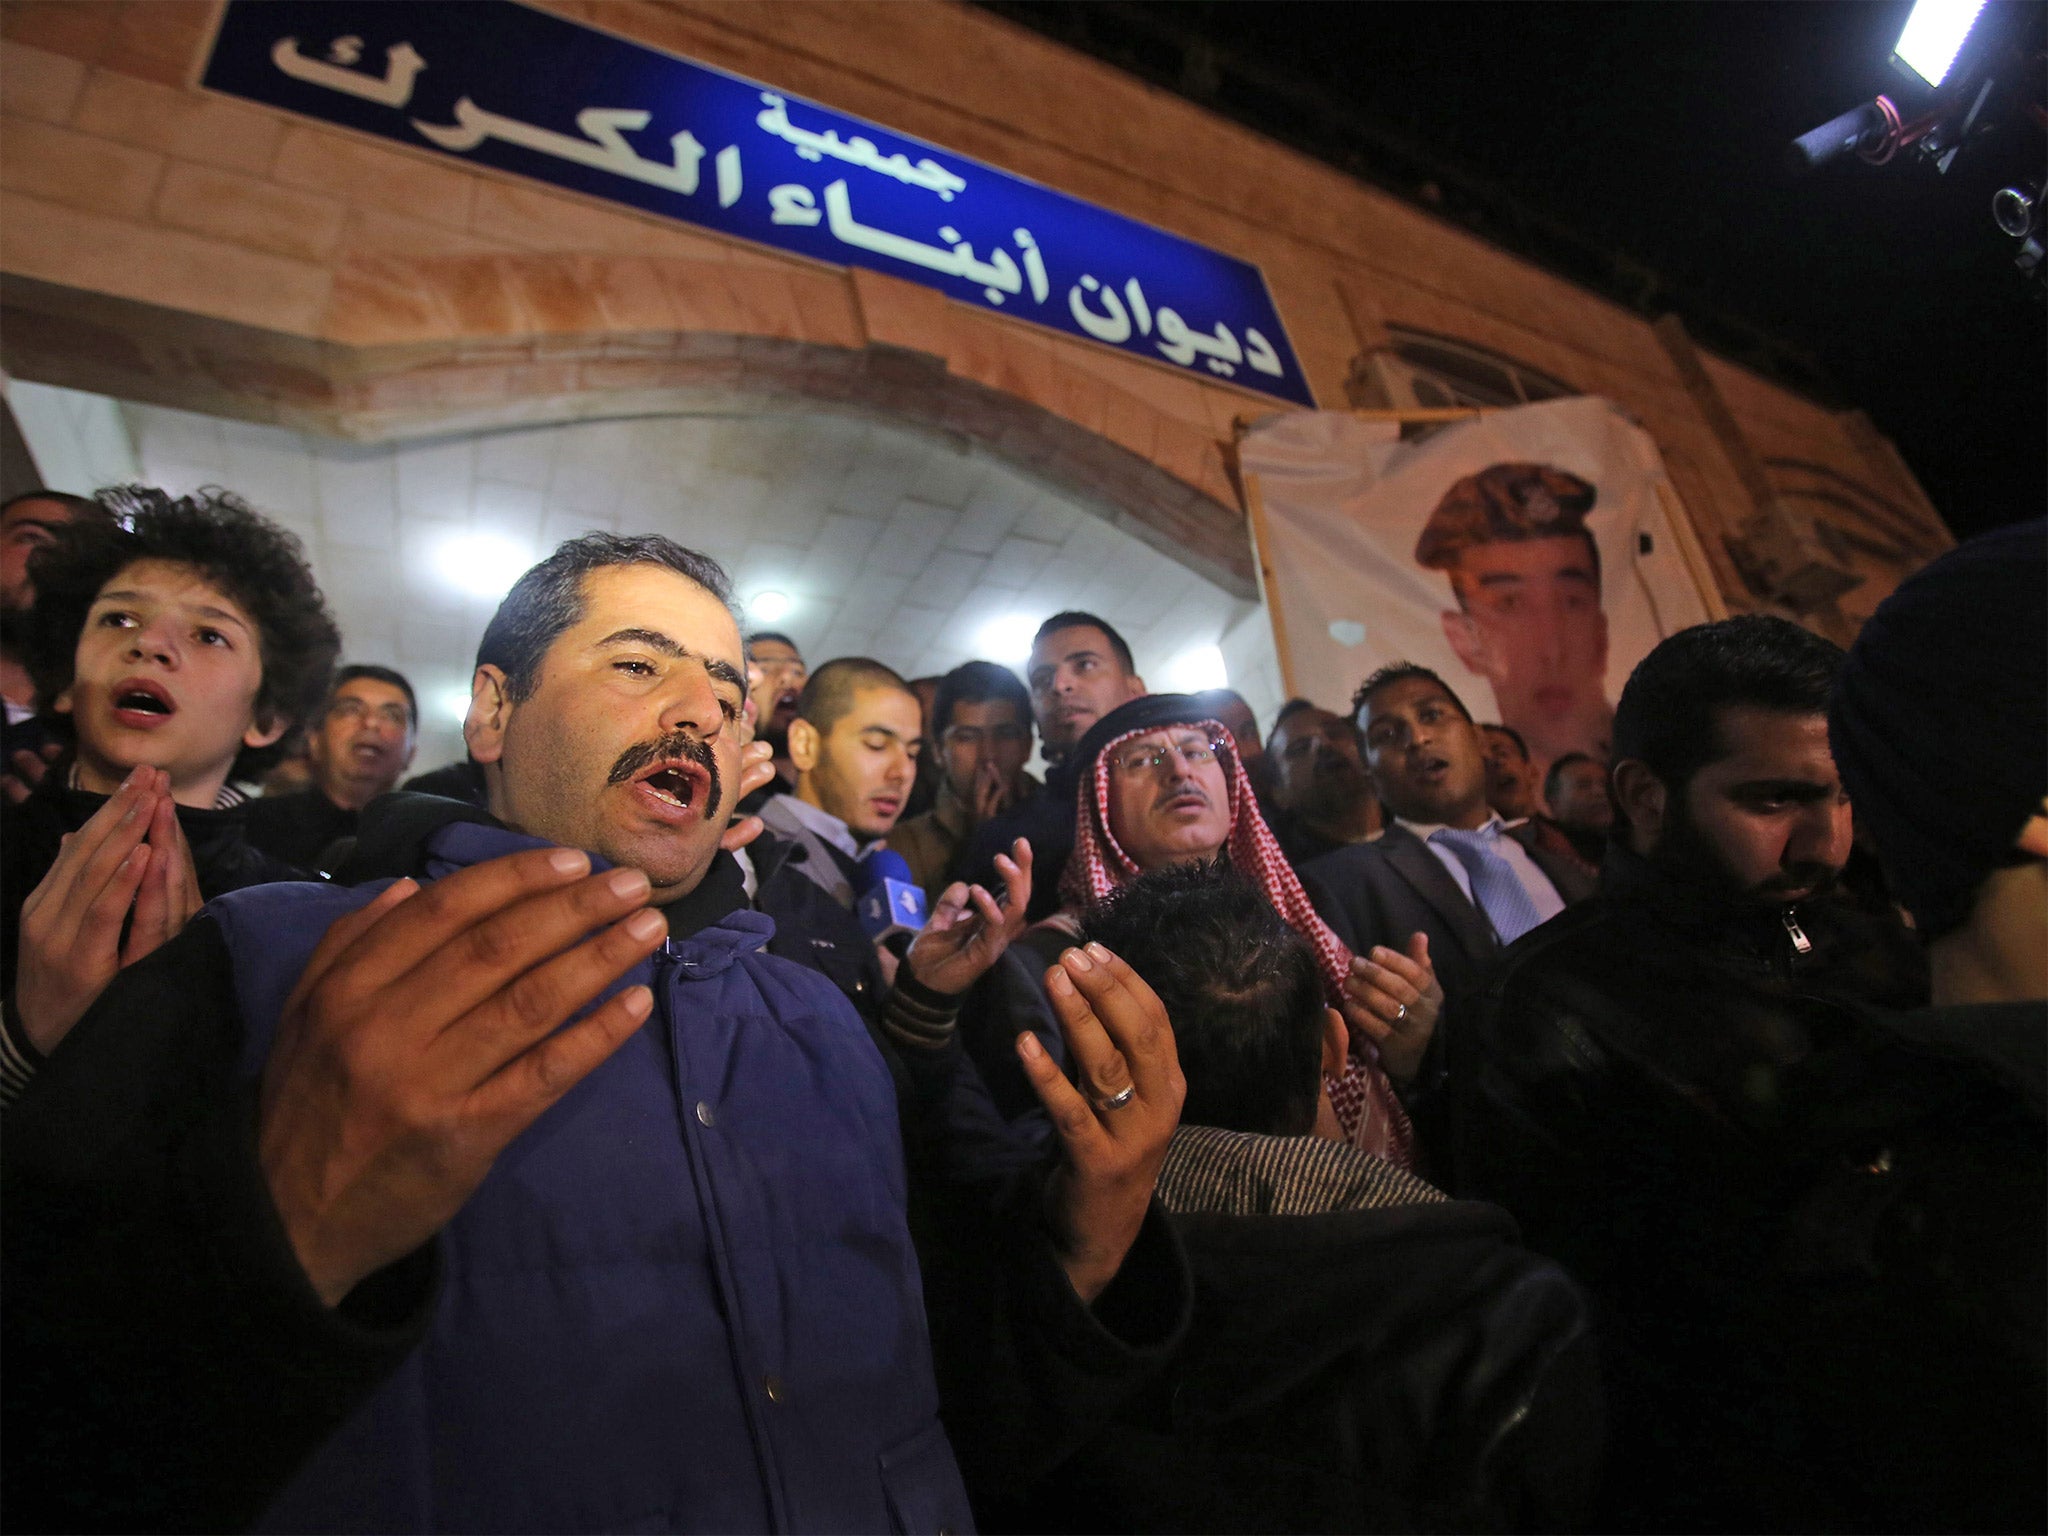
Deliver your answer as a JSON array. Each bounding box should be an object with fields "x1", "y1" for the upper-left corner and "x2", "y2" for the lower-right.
[
  {"x1": 879, "y1": 969, "x2": 964, "y2": 1052},
  {"x1": 0, "y1": 995, "x2": 44, "y2": 1108}
]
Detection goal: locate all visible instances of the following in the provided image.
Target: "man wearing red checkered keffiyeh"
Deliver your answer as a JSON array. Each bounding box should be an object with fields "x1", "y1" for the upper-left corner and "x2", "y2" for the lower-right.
[{"x1": 1052, "y1": 694, "x2": 1429, "y2": 1169}]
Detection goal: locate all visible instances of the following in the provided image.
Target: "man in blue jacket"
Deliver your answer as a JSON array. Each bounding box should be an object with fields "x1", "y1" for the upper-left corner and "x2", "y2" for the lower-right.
[{"x1": 4, "y1": 534, "x2": 1188, "y2": 1533}]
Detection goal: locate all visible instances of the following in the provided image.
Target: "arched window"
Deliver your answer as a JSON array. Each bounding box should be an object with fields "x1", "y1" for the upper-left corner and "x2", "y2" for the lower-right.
[{"x1": 1375, "y1": 326, "x2": 1579, "y2": 409}]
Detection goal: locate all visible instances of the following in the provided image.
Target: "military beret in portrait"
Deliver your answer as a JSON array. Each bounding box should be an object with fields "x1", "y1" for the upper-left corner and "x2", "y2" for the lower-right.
[{"x1": 1414, "y1": 462, "x2": 1599, "y2": 570}]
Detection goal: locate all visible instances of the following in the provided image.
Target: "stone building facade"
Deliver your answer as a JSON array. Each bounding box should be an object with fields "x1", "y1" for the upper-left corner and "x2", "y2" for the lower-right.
[{"x1": 0, "y1": 0, "x2": 1949, "y2": 698}]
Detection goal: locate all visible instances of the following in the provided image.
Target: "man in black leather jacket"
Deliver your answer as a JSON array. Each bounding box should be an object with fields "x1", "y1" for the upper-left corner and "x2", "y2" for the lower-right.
[
  {"x1": 1458, "y1": 616, "x2": 2043, "y2": 1532},
  {"x1": 988, "y1": 863, "x2": 1603, "y2": 1534}
]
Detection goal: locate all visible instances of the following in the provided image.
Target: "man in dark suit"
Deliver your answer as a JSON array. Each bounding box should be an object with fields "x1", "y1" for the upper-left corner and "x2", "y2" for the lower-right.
[
  {"x1": 1303, "y1": 664, "x2": 1593, "y2": 991},
  {"x1": 1301, "y1": 664, "x2": 1593, "y2": 1162}
]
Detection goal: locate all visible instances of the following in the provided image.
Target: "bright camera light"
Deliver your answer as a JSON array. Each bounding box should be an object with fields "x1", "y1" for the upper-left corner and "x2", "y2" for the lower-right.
[
  {"x1": 748, "y1": 589, "x2": 791, "y2": 623},
  {"x1": 976, "y1": 614, "x2": 1040, "y2": 664},
  {"x1": 434, "y1": 532, "x2": 532, "y2": 601},
  {"x1": 1165, "y1": 644, "x2": 1229, "y2": 693},
  {"x1": 1895, "y1": 0, "x2": 1984, "y2": 87},
  {"x1": 438, "y1": 684, "x2": 474, "y2": 726}
]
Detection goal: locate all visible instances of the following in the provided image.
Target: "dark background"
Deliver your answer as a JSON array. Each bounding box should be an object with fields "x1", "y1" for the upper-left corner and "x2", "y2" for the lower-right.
[{"x1": 980, "y1": 1, "x2": 2046, "y2": 539}]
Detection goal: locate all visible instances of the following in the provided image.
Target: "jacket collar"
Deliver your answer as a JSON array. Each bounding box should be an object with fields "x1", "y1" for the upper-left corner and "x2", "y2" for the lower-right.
[
  {"x1": 34, "y1": 771, "x2": 254, "y2": 866},
  {"x1": 348, "y1": 791, "x2": 762, "y2": 955},
  {"x1": 1158, "y1": 1123, "x2": 1446, "y2": 1217},
  {"x1": 760, "y1": 791, "x2": 880, "y2": 861},
  {"x1": 1598, "y1": 839, "x2": 1823, "y2": 961},
  {"x1": 1371, "y1": 822, "x2": 1502, "y2": 961}
]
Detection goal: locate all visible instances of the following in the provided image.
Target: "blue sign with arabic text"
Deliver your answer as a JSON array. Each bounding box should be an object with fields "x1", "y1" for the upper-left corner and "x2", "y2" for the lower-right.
[{"x1": 202, "y1": 0, "x2": 1313, "y2": 405}]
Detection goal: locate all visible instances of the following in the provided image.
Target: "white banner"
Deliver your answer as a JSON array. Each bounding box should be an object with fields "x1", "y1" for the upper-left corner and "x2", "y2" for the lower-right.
[{"x1": 1240, "y1": 398, "x2": 1718, "y2": 775}]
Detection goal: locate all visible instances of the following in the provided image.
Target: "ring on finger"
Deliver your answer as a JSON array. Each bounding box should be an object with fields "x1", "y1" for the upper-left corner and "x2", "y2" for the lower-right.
[
  {"x1": 1394, "y1": 1003, "x2": 1408, "y2": 1023},
  {"x1": 1096, "y1": 1083, "x2": 1136, "y2": 1112}
]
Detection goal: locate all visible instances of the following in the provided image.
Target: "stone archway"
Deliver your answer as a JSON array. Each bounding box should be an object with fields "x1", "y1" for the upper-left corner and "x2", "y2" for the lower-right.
[{"x1": 0, "y1": 251, "x2": 1259, "y2": 601}]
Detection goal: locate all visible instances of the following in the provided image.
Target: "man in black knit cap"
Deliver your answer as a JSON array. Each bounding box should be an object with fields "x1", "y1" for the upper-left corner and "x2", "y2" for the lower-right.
[{"x1": 1830, "y1": 519, "x2": 2047, "y2": 1036}]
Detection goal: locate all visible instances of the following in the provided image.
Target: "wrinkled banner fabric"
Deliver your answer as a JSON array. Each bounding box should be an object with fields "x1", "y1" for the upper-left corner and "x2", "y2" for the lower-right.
[{"x1": 1239, "y1": 399, "x2": 1716, "y2": 769}]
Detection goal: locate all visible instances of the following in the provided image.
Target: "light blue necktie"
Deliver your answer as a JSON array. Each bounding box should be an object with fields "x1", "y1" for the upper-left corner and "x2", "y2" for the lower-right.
[{"x1": 1430, "y1": 826, "x2": 1546, "y2": 945}]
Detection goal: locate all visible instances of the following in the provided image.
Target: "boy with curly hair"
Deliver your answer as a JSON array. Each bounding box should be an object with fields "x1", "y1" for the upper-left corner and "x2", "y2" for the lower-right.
[{"x1": 1, "y1": 485, "x2": 339, "y2": 1083}]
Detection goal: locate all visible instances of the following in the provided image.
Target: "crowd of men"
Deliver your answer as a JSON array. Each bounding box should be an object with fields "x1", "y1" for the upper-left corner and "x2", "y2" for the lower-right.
[{"x1": 0, "y1": 480, "x2": 2040, "y2": 1534}]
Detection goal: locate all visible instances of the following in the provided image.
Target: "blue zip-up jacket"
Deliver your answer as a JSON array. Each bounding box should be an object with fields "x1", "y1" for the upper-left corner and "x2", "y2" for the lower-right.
[{"x1": 218, "y1": 819, "x2": 975, "y2": 1534}]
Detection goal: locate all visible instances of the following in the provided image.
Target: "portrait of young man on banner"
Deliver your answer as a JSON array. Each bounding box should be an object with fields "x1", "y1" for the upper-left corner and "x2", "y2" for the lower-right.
[
  {"x1": 1415, "y1": 462, "x2": 1610, "y2": 771},
  {"x1": 1235, "y1": 397, "x2": 1720, "y2": 792}
]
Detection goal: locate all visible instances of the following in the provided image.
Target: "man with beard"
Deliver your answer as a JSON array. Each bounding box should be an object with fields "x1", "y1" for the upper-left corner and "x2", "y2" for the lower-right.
[
  {"x1": 1264, "y1": 703, "x2": 1381, "y2": 868},
  {"x1": 245, "y1": 665, "x2": 419, "y2": 872},
  {"x1": 4, "y1": 534, "x2": 1189, "y2": 1532},
  {"x1": 1456, "y1": 615, "x2": 1937, "y2": 1531},
  {"x1": 960, "y1": 611, "x2": 1147, "y2": 921},
  {"x1": 744, "y1": 629, "x2": 806, "y2": 797}
]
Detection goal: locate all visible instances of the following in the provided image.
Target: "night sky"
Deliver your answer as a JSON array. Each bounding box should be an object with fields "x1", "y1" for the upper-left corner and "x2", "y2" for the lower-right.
[{"x1": 988, "y1": 1, "x2": 2045, "y2": 540}]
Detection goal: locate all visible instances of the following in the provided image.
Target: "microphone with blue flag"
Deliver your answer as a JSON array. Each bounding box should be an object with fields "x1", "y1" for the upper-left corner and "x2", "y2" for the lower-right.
[{"x1": 854, "y1": 847, "x2": 929, "y2": 943}]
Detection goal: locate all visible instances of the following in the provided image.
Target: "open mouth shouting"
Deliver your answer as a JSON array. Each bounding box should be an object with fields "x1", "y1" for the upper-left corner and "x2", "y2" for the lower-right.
[
  {"x1": 632, "y1": 761, "x2": 711, "y2": 821},
  {"x1": 109, "y1": 677, "x2": 177, "y2": 730},
  {"x1": 608, "y1": 731, "x2": 723, "y2": 826}
]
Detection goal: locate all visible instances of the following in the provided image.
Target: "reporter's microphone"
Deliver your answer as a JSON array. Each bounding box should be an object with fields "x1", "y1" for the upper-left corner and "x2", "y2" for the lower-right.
[{"x1": 854, "y1": 847, "x2": 929, "y2": 943}]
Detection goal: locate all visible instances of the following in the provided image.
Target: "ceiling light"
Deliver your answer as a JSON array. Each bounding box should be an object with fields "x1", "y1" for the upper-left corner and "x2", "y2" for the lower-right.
[
  {"x1": 748, "y1": 589, "x2": 791, "y2": 623},
  {"x1": 976, "y1": 614, "x2": 1039, "y2": 664},
  {"x1": 434, "y1": 532, "x2": 532, "y2": 601},
  {"x1": 438, "y1": 684, "x2": 474, "y2": 725},
  {"x1": 1165, "y1": 644, "x2": 1228, "y2": 693},
  {"x1": 1894, "y1": 0, "x2": 1984, "y2": 88}
]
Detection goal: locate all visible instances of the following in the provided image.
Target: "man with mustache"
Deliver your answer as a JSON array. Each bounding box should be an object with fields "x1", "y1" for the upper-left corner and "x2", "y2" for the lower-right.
[
  {"x1": 245, "y1": 665, "x2": 419, "y2": 873},
  {"x1": 963, "y1": 694, "x2": 1436, "y2": 1173},
  {"x1": 1455, "y1": 615, "x2": 1932, "y2": 1530},
  {"x1": 4, "y1": 534, "x2": 1188, "y2": 1532},
  {"x1": 1264, "y1": 702, "x2": 1381, "y2": 868}
]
